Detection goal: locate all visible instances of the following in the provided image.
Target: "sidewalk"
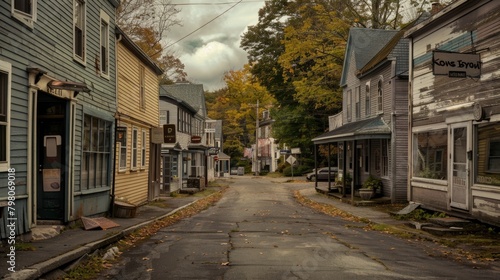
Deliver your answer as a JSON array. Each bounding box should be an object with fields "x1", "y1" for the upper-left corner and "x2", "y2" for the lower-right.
[{"x1": 1, "y1": 194, "x2": 202, "y2": 280}]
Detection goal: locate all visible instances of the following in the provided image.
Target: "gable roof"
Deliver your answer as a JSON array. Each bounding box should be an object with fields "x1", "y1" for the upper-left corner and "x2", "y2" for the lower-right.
[
  {"x1": 340, "y1": 28, "x2": 399, "y2": 86},
  {"x1": 160, "y1": 83, "x2": 207, "y2": 118}
]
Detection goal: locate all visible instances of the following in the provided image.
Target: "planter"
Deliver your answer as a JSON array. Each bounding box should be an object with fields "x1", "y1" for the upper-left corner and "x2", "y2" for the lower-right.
[{"x1": 358, "y1": 188, "x2": 374, "y2": 200}]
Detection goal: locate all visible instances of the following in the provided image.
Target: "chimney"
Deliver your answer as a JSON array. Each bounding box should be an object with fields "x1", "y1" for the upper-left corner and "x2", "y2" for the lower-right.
[{"x1": 431, "y1": 0, "x2": 444, "y2": 15}]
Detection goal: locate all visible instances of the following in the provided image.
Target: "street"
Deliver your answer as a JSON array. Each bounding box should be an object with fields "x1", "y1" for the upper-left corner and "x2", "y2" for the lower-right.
[{"x1": 96, "y1": 176, "x2": 500, "y2": 280}]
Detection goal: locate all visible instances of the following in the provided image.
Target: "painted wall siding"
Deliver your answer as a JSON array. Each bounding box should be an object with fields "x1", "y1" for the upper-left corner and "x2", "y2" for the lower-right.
[
  {"x1": 411, "y1": 2, "x2": 500, "y2": 125},
  {"x1": 0, "y1": 0, "x2": 117, "y2": 237},
  {"x1": 394, "y1": 78, "x2": 409, "y2": 202}
]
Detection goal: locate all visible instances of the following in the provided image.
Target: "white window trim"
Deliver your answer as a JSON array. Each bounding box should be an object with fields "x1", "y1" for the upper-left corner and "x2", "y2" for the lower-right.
[
  {"x1": 131, "y1": 127, "x2": 138, "y2": 170},
  {"x1": 99, "y1": 10, "x2": 110, "y2": 79},
  {"x1": 377, "y1": 76, "x2": 384, "y2": 113},
  {"x1": 119, "y1": 141, "x2": 127, "y2": 172},
  {"x1": 365, "y1": 81, "x2": 371, "y2": 116},
  {"x1": 11, "y1": 0, "x2": 37, "y2": 28},
  {"x1": 0, "y1": 61, "x2": 11, "y2": 172},
  {"x1": 73, "y1": 0, "x2": 86, "y2": 65},
  {"x1": 141, "y1": 130, "x2": 146, "y2": 168}
]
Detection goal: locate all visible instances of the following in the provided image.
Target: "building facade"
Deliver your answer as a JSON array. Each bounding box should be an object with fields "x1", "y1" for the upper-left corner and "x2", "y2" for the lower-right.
[
  {"x1": 0, "y1": 0, "x2": 119, "y2": 238},
  {"x1": 313, "y1": 27, "x2": 409, "y2": 203},
  {"x1": 114, "y1": 27, "x2": 163, "y2": 206},
  {"x1": 406, "y1": 0, "x2": 500, "y2": 226}
]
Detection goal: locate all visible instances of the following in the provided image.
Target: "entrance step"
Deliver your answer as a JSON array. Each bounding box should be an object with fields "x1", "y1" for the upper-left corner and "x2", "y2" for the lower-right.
[
  {"x1": 31, "y1": 225, "x2": 65, "y2": 241},
  {"x1": 428, "y1": 217, "x2": 471, "y2": 228}
]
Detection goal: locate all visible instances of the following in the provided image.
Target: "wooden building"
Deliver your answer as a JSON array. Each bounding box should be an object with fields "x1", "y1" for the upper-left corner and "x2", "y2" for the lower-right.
[
  {"x1": 313, "y1": 27, "x2": 409, "y2": 203},
  {"x1": 114, "y1": 27, "x2": 163, "y2": 206},
  {"x1": 405, "y1": 0, "x2": 500, "y2": 226},
  {"x1": 0, "y1": 0, "x2": 119, "y2": 238}
]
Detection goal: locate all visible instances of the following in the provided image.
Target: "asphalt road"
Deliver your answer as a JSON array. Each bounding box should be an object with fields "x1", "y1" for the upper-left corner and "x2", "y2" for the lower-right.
[{"x1": 96, "y1": 176, "x2": 500, "y2": 280}]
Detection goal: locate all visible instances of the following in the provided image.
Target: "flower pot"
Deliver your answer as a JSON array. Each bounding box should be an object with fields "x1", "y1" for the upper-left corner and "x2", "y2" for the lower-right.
[{"x1": 359, "y1": 188, "x2": 374, "y2": 200}]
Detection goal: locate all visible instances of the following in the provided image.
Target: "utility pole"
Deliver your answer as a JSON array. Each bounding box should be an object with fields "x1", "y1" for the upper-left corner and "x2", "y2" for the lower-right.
[{"x1": 255, "y1": 100, "x2": 259, "y2": 176}]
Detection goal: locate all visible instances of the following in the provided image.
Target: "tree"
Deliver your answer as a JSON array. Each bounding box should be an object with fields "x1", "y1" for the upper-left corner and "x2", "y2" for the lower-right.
[
  {"x1": 206, "y1": 65, "x2": 275, "y2": 162},
  {"x1": 117, "y1": 0, "x2": 187, "y2": 83}
]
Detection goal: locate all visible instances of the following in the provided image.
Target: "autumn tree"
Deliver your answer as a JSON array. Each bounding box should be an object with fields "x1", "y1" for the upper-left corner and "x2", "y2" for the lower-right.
[
  {"x1": 206, "y1": 65, "x2": 275, "y2": 163},
  {"x1": 117, "y1": 0, "x2": 187, "y2": 83}
]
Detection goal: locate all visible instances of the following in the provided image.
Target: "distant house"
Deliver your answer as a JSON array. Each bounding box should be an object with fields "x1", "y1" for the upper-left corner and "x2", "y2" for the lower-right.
[
  {"x1": 405, "y1": 0, "x2": 500, "y2": 226},
  {"x1": 0, "y1": 0, "x2": 119, "y2": 239},
  {"x1": 312, "y1": 27, "x2": 409, "y2": 203},
  {"x1": 159, "y1": 83, "x2": 212, "y2": 193},
  {"x1": 257, "y1": 110, "x2": 278, "y2": 173},
  {"x1": 114, "y1": 27, "x2": 163, "y2": 206}
]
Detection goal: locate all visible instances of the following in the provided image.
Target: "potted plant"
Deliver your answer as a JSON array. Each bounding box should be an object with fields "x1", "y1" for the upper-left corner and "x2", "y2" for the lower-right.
[
  {"x1": 336, "y1": 172, "x2": 353, "y2": 195},
  {"x1": 359, "y1": 175, "x2": 383, "y2": 200}
]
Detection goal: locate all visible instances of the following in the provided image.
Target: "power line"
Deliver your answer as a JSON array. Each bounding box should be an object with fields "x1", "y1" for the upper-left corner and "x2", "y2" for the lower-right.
[
  {"x1": 165, "y1": 0, "x2": 244, "y2": 48},
  {"x1": 171, "y1": 1, "x2": 263, "y2": 5}
]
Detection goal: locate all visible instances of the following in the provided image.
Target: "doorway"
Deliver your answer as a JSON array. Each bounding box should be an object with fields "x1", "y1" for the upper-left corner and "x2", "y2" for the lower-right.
[
  {"x1": 450, "y1": 123, "x2": 470, "y2": 210},
  {"x1": 37, "y1": 93, "x2": 67, "y2": 220}
]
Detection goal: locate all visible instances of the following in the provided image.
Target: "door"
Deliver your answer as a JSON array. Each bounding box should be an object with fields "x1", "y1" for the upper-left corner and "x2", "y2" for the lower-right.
[
  {"x1": 148, "y1": 143, "x2": 161, "y2": 200},
  {"x1": 161, "y1": 154, "x2": 172, "y2": 195},
  {"x1": 37, "y1": 96, "x2": 67, "y2": 220},
  {"x1": 450, "y1": 123, "x2": 470, "y2": 210}
]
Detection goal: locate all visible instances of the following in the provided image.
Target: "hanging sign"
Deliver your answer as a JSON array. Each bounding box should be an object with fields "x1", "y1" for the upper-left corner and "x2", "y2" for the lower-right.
[
  {"x1": 163, "y1": 124, "x2": 176, "y2": 143},
  {"x1": 432, "y1": 51, "x2": 481, "y2": 78}
]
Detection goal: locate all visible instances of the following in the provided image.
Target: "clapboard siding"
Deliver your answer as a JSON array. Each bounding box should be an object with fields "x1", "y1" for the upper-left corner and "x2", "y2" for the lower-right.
[
  {"x1": 115, "y1": 32, "x2": 161, "y2": 205},
  {"x1": 0, "y1": 0, "x2": 118, "y2": 237}
]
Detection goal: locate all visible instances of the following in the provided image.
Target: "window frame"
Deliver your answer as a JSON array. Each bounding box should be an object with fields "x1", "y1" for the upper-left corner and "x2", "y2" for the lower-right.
[
  {"x1": 81, "y1": 115, "x2": 112, "y2": 189},
  {"x1": 11, "y1": 0, "x2": 37, "y2": 28},
  {"x1": 355, "y1": 86, "x2": 360, "y2": 119},
  {"x1": 99, "y1": 11, "x2": 110, "y2": 78},
  {"x1": 346, "y1": 89, "x2": 352, "y2": 122},
  {"x1": 139, "y1": 65, "x2": 145, "y2": 110},
  {"x1": 73, "y1": 0, "x2": 86, "y2": 64},
  {"x1": 141, "y1": 130, "x2": 146, "y2": 168},
  {"x1": 118, "y1": 127, "x2": 127, "y2": 171},
  {"x1": 365, "y1": 81, "x2": 371, "y2": 116},
  {"x1": 377, "y1": 78, "x2": 383, "y2": 112},
  {"x1": 487, "y1": 138, "x2": 500, "y2": 173},
  {"x1": 131, "y1": 127, "x2": 138, "y2": 170},
  {"x1": 0, "y1": 61, "x2": 12, "y2": 172}
]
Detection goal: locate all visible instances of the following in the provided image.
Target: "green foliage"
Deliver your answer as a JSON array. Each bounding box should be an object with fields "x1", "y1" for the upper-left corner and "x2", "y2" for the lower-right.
[
  {"x1": 395, "y1": 209, "x2": 447, "y2": 221},
  {"x1": 362, "y1": 175, "x2": 383, "y2": 190}
]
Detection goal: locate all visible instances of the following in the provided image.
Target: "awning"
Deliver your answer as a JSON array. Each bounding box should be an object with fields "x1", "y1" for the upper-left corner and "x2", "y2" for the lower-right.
[
  {"x1": 312, "y1": 116, "x2": 391, "y2": 144},
  {"x1": 217, "y1": 152, "x2": 231, "y2": 160}
]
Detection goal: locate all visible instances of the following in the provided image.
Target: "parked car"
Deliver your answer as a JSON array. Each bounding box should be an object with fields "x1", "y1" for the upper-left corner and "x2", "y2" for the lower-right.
[
  {"x1": 306, "y1": 167, "x2": 338, "y2": 181},
  {"x1": 230, "y1": 167, "x2": 238, "y2": 175}
]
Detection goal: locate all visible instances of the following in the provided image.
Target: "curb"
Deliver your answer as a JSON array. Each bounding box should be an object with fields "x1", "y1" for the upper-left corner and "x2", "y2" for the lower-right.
[{"x1": 4, "y1": 196, "x2": 206, "y2": 280}]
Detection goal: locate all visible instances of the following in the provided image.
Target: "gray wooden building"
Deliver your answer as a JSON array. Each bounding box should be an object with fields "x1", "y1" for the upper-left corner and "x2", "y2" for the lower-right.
[
  {"x1": 313, "y1": 27, "x2": 409, "y2": 203},
  {"x1": 405, "y1": 0, "x2": 500, "y2": 226},
  {"x1": 0, "y1": 0, "x2": 119, "y2": 238}
]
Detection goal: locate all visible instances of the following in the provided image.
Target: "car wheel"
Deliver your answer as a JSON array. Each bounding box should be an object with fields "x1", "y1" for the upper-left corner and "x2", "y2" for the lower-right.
[{"x1": 309, "y1": 175, "x2": 315, "y2": 181}]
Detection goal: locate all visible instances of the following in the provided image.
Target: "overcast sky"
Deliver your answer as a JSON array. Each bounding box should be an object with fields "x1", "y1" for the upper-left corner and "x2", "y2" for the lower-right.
[{"x1": 166, "y1": 1, "x2": 265, "y2": 91}]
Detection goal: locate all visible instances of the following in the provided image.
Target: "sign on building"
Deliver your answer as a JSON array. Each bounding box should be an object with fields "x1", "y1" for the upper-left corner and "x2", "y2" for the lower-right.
[
  {"x1": 433, "y1": 51, "x2": 481, "y2": 78},
  {"x1": 163, "y1": 124, "x2": 176, "y2": 143}
]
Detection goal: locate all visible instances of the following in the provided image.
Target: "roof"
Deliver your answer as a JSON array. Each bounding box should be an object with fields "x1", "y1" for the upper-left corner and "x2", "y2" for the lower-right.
[
  {"x1": 356, "y1": 28, "x2": 409, "y2": 77},
  {"x1": 159, "y1": 89, "x2": 198, "y2": 114},
  {"x1": 115, "y1": 27, "x2": 164, "y2": 75},
  {"x1": 160, "y1": 83, "x2": 207, "y2": 118},
  {"x1": 340, "y1": 28, "x2": 399, "y2": 86},
  {"x1": 217, "y1": 152, "x2": 231, "y2": 160},
  {"x1": 312, "y1": 116, "x2": 391, "y2": 144}
]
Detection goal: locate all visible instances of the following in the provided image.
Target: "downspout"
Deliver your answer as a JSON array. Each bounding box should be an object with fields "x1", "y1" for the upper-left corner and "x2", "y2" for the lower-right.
[
  {"x1": 407, "y1": 38, "x2": 414, "y2": 203},
  {"x1": 390, "y1": 58, "x2": 397, "y2": 203},
  {"x1": 111, "y1": 33, "x2": 123, "y2": 216}
]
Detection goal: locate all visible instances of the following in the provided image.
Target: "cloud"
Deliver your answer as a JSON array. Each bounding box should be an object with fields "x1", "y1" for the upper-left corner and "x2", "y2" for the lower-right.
[{"x1": 167, "y1": 1, "x2": 264, "y2": 91}]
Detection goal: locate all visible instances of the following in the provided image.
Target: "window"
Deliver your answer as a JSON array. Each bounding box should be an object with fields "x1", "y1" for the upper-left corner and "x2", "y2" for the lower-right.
[
  {"x1": 100, "y1": 11, "x2": 110, "y2": 77},
  {"x1": 377, "y1": 79, "x2": 383, "y2": 112},
  {"x1": 81, "y1": 115, "x2": 111, "y2": 189},
  {"x1": 139, "y1": 66, "x2": 145, "y2": 109},
  {"x1": 355, "y1": 86, "x2": 360, "y2": 119},
  {"x1": 476, "y1": 123, "x2": 500, "y2": 186},
  {"x1": 365, "y1": 82, "x2": 371, "y2": 116},
  {"x1": 177, "y1": 108, "x2": 191, "y2": 133},
  {"x1": 73, "y1": 0, "x2": 85, "y2": 62},
  {"x1": 119, "y1": 128, "x2": 127, "y2": 171},
  {"x1": 132, "y1": 128, "x2": 138, "y2": 170},
  {"x1": 346, "y1": 89, "x2": 352, "y2": 122},
  {"x1": 0, "y1": 61, "x2": 11, "y2": 171},
  {"x1": 364, "y1": 141, "x2": 369, "y2": 173},
  {"x1": 413, "y1": 129, "x2": 448, "y2": 180},
  {"x1": 381, "y1": 139, "x2": 389, "y2": 177},
  {"x1": 141, "y1": 130, "x2": 146, "y2": 168},
  {"x1": 11, "y1": 0, "x2": 37, "y2": 27},
  {"x1": 160, "y1": 110, "x2": 170, "y2": 125}
]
